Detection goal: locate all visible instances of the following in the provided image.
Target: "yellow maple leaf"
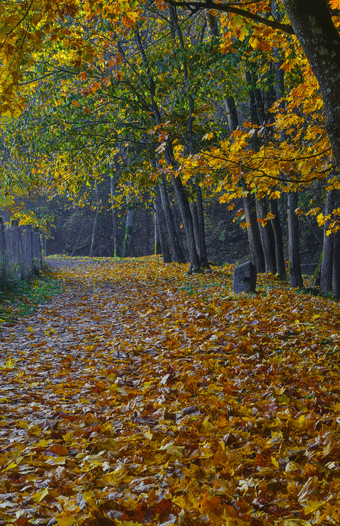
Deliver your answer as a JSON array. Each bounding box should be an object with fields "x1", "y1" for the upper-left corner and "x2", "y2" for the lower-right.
[{"x1": 32, "y1": 488, "x2": 49, "y2": 503}]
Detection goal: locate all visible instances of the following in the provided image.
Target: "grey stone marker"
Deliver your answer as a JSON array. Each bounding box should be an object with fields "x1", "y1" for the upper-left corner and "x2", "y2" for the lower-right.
[{"x1": 233, "y1": 261, "x2": 257, "y2": 294}]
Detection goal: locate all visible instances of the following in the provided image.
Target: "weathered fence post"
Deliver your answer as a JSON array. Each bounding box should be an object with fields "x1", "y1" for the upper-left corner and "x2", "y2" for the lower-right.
[
  {"x1": 21, "y1": 225, "x2": 33, "y2": 278},
  {"x1": 32, "y1": 227, "x2": 42, "y2": 274},
  {"x1": 0, "y1": 217, "x2": 6, "y2": 282},
  {"x1": 9, "y1": 220, "x2": 22, "y2": 280},
  {"x1": 0, "y1": 221, "x2": 43, "y2": 287}
]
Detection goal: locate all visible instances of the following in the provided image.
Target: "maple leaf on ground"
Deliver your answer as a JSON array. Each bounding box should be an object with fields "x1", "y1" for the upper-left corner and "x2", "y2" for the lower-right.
[{"x1": 0, "y1": 256, "x2": 339, "y2": 525}]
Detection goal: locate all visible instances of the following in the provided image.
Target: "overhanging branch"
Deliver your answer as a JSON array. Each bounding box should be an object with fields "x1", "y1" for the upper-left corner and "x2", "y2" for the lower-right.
[{"x1": 166, "y1": 1, "x2": 295, "y2": 35}]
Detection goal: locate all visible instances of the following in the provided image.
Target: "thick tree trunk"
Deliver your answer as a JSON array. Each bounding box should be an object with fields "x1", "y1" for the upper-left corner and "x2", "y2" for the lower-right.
[
  {"x1": 135, "y1": 27, "x2": 194, "y2": 267},
  {"x1": 333, "y1": 228, "x2": 340, "y2": 301},
  {"x1": 269, "y1": 198, "x2": 286, "y2": 280},
  {"x1": 154, "y1": 216, "x2": 162, "y2": 255},
  {"x1": 195, "y1": 182, "x2": 210, "y2": 268},
  {"x1": 225, "y1": 96, "x2": 239, "y2": 131},
  {"x1": 243, "y1": 193, "x2": 265, "y2": 272},
  {"x1": 190, "y1": 200, "x2": 200, "y2": 256},
  {"x1": 283, "y1": 0, "x2": 340, "y2": 171},
  {"x1": 89, "y1": 182, "x2": 99, "y2": 258},
  {"x1": 171, "y1": 172, "x2": 201, "y2": 273},
  {"x1": 110, "y1": 176, "x2": 120, "y2": 257},
  {"x1": 287, "y1": 192, "x2": 303, "y2": 288},
  {"x1": 168, "y1": 6, "x2": 202, "y2": 273},
  {"x1": 225, "y1": 96, "x2": 265, "y2": 272},
  {"x1": 190, "y1": 186, "x2": 210, "y2": 269},
  {"x1": 154, "y1": 187, "x2": 171, "y2": 262},
  {"x1": 145, "y1": 208, "x2": 151, "y2": 256},
  {"x1": 320, "y1": 190, "x2": 335, "y2": 295},
  {"x1": 256, "y1": 197, "x2": 277, "y2": 274},
  {"x1": 246, "y1": 71, "x2": 261, "y2": 127},
  {"x1": 122, "y1": 209, "x2": 134, "y2": 258},
  {"x1": 159, "y1": 179, "x2": 186, "y2": 263}
]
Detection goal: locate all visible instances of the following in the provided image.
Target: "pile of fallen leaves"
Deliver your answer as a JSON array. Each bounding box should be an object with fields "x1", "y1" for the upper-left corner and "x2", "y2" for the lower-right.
[{"x1": 0, "y1": 256, "x2": 339, "y2": 526}]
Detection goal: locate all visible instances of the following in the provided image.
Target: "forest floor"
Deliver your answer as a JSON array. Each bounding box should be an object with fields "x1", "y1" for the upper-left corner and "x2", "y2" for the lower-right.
[{"x1": 0, "y1": 256, "x2": 339, "y2": 526}]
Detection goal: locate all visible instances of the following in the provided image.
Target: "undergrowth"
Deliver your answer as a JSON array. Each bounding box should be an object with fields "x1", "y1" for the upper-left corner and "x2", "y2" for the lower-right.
[{"x1": 0, "y1": 271, "x2": 63, "y2": 326}]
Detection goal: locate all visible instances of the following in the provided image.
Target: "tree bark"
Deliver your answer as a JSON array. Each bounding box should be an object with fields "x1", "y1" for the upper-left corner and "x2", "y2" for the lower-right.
[
  {"x1": 169, "y1": 5, "x2": 204, "y2": 272},
  {"x1": 122, "y1": 209, "x2": 134, "y2": 258},
  {"x1": 283, "y1": 0, "x2": 340, "y2": 171},
  {"x1": 287, "y1": 192, "x2": 303, "y2": 288},
  {"x1": 159, "y1": 179, "x2": 186, "y2": 263},
  {"x1": 110, "y1": 176, "x2": 120, "y2": 257},
  {"x1": 144, "y1": 207, "x2": 151, "y2": 256},
  {"x1": 135, "y1": 26, "x2": 195, "y2": 268},
  {"x1": 171, "y1": 172, "x2": 201, "y2": 273},
  {"x1": 195, "y1": 182, "x2": 210, "y2": 268},
  {"x1": 154, "y1": 187, "x2": 172, "y2": 262},
  {"x1": 256, "y1": 197, "x2": 277, "y2": 274},
  {"x1": 225, "y1": 96, "x2": 239, "y2": 131},
  {"x1": 154, "y1": 215, "x2": 162, "y2": 255},
  {"x1": 269, "y1": 198, "x2": 286, "y2": 280},
  {"x1": 190, "y1": 200, "x2": 200, "y2": 255},
  {"x1": 320, "y1": 190, "x2": 335, "y2": 295},
  {"x1": 333, "y1": 227, "x2": 340, "y2": 301},
  {"x1": 89, "y1": 181, "x2": 99, "y2": 258},
  {"x1": 243, "y1": 193, "x2": 266, "y2": 272}
]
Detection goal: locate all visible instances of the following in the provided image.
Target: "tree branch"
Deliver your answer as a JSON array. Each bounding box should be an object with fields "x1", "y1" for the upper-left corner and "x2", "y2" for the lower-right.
[
  {"x1": 0, "y1": 0, "x2": 34, "y2": 49},
  {"x1": 166, "y1": 1, "x2": 295, "y2": 35}
]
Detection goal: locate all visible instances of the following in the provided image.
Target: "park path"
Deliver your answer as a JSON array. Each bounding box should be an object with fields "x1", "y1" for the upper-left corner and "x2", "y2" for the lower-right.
[
  {"x1": 0, "y1": 257, "x2": 208, "y2": 525},
  {"x1": 0, "y1": 257, "x2": 339, "y2": 525}
]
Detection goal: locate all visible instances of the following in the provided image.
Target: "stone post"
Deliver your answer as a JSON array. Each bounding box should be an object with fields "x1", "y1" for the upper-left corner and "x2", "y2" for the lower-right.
[{"x1": 233, "y1": 261, "x2": 257, "y2": 294}]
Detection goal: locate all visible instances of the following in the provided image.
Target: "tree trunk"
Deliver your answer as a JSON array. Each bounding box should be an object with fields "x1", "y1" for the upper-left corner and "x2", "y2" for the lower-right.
[
  {"x1": 159, "y1": 179, "x2": 186, "y2": 263},
  {"x1": 225, "y1": 96, "x2": 265, "y2": 272},
  {"x1": 89, "y1": 182, "x2": 99, "y2": 258},
  {"x1": 283, "y1": 0, "x2": 340, "y2": 171},
  {"x1": 155, "y1": 186, "x2": 172, "y2": 263},
  {"x1": 320, "y1": 190, "x2": 335, "y2": 295},
  {"x1": 154, "y1": 217, "x2": 162, "y2": 255},
  {"x1": 269, "y1": 198, "x2": 286, "y2": 280},
  {"x1": 145, "y1": 207, "x2": 151, "y2": 256},
  {"x1": 246, "y1": 71, "x2": 261, "y2": 127},
  {"x1": 195, "y1": 182, "x2": 210, "y2": 268},
  {"x1": 256, "y1": 197, "x2": 277, "y2": 274},
  {"x1": 190, "y1": 200, "x2": 200, "y2": 256},
  {"x1": 110, "y1": 176, "x2": 120, "y2": 257},
  {"x1": 225, "y1": 96, "x2": 239, "y2": 131},
  {"x1": 243, "y1": 193, "x2": 266, "y2": 272},
  {"x1": 333, "y1": 227, "x2": 340, "y2": 301},
  {"x1": 122, "y1": 209, "x2": 134, "y2": 258},
  {"x1": 171, "y1": 172, "x2": 201, "y2": 273},
  {"x1": 168, "y1": 6, "x2": 202, "y2": 273},
  {"x1": 287, "y1": 192, "x2": 303, "y2": 288}
]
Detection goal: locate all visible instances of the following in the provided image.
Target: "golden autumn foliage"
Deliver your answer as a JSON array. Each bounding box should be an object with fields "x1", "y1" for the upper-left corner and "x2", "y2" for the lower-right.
[
  {"x1": 0, "y1": 257, "x2": 339, "y2": 525},
  {"x1": 1, "y1": 0, "x2": 340, "y2": 229}
]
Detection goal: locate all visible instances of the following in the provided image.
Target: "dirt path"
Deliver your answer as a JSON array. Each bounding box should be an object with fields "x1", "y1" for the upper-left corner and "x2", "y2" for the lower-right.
[{"x1": 0, "y1": 258, "x2": 339, "y2": 525}]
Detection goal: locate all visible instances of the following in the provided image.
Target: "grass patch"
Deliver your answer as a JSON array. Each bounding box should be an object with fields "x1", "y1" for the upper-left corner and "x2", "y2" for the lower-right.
[{"x1": 0, "y1": 271, "x2": 63, "y2": 326}]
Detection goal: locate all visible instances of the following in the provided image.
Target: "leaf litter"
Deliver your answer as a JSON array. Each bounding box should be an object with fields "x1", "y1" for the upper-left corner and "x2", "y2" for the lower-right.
[{"x1": 0, "y1": 256, "x2": 339, "y2": 525}]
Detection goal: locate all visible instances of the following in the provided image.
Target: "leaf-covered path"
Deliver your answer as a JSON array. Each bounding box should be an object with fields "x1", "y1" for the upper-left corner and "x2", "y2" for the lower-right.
[{"x1": 0, "y1": 257, "x2": 339, "y2": 526}]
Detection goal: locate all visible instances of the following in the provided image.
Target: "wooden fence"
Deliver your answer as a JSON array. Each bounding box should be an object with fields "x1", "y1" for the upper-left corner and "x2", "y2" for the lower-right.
[{"x1": 0, "y1": 218, "x2": 43, "y2": 286}]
